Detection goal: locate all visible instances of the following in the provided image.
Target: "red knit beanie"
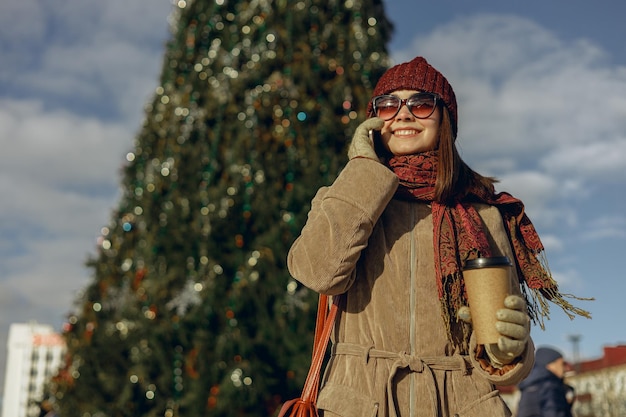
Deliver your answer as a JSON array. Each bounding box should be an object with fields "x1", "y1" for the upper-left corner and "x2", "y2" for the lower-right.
[{"x1": 368, "y1": 56, "x2": 457, "y2": 136}]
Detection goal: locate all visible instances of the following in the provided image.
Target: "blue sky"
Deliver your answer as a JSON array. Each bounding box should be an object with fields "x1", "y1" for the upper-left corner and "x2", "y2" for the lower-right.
[{"x1": 1, "y1": 0, "x2": 625, "y2": 400}]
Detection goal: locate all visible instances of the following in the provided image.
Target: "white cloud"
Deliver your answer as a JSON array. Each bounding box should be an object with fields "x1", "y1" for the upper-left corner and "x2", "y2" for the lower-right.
[
  {"x1": 497, "y1": 170, "x2": 560, "y2": 202},
  {"x1": 540, "y1": 138, "x2": 626, "y2": 182},
  {"x1": 394, "y1": 13, "x2": 626, "y2": 233},
  {"x1": 581, "y1": 215, "x2": 626, "y2": 241},
  {"x1": 2, "y1": 235, "x2": 92, "y2": 315},
  {"x1": 0, "y1": 99, "x2": 133, "y2": 187},
  {"x1": 0, "y1": 0, "x2": 45, "y2": 41},
  {"x1": 537, "y1": 234, "x2": 564, "y2": 253},
  {"x1": 550, "y1": 267, "x2": 588, "y2": 292},
  {"x1": 3, "y1": 0, "x2": 171, "y2": 125},
  {"x1": 495, "y1": 170, "x2": 579, "y2": 230},
  {"x1": 395, "y1": 15, "x2": 626, "y2": 181}
]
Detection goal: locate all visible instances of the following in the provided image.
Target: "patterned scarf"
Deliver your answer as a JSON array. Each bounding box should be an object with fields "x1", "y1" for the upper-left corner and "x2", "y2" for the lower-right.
[{"x1": 387, "y1": 152, "x2": 591, "y2": 347}]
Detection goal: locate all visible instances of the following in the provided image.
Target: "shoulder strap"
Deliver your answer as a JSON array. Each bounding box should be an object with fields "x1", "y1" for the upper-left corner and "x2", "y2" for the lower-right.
[{"x1": 300, "y1": 294, "x2": 341, "y2": 403}]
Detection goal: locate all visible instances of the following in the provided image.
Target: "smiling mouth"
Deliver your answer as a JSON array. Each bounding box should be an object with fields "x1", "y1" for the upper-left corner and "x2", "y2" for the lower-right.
[{"x1": 393, "y1": 129, "x2": 420, "y2": 136}]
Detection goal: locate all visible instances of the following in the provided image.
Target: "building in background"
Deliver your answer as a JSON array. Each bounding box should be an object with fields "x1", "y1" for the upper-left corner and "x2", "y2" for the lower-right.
[
  {"x1": 2, "y1": 323, "x2": 66, "y2": 417},
  {"x1": 499, "y1": 344, "x2": 626, "y2": 417},
  {"x1": 567, "y1": 345, "x2": 626, "y2": 417}
]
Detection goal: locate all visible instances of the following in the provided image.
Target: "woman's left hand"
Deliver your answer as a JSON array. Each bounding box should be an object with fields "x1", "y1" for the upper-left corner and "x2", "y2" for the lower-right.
[
  {"x1": 485, "y1": 294, "x2": 530, "y2": 366},
  {"x1": 458, "y1": 295, "x2": 530, "y2": 367}
]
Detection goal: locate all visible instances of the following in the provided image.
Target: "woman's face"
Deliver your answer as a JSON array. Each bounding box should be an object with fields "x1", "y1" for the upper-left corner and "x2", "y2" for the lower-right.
[{"x1": 379, "y1": 89, "x2": 441, "y2": 156}]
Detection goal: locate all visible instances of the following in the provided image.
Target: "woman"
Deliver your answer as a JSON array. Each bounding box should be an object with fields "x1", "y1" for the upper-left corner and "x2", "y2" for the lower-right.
[{"x1": 287, "y1": 56, "x2": 588, "y2": 417}]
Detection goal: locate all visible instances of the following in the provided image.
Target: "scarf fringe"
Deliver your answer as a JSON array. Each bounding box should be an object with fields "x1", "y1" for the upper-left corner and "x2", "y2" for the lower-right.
[
  {"x1": 442, "y1": 271, "x2": 472, "y2": 352},
  {"x1": 524, "y1": 251, "x2": 593, "y2": 329},
  {"x1": 525, "y1": 286, "x2": 594, "y2": 330}
]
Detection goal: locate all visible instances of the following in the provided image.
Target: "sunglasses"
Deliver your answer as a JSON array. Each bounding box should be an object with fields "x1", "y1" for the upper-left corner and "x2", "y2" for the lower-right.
[{"x1": 372, "y1": 92, "x2": 439, "y2": 121}]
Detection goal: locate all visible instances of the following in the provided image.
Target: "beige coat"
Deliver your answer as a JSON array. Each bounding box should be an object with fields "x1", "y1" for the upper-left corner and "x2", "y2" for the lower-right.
[{"x1": 288, "y1": 158, "x2": 534, "y2": 417}]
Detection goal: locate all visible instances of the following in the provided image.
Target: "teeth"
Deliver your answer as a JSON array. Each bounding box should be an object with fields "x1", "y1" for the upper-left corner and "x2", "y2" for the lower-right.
[{"x1": 394, "y1": 129, "x2": 418, "y2": 135}]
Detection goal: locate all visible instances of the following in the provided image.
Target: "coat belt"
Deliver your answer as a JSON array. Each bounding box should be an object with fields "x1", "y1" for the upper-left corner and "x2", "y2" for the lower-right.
[{"x1": 331, "y1": 343, "x2": 472, "y2": 417}]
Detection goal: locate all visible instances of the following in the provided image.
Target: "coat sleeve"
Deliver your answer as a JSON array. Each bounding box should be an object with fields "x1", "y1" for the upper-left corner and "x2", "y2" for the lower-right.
[
  {"x1": 538, "y1": 378, "x2": 574, "y2": 417},
  {"x1": 469, "y1": 334, "x2": 535, "y2": 386},
  {"x1": 287, "y1": 158, "x2": 398, "y2": 295}
]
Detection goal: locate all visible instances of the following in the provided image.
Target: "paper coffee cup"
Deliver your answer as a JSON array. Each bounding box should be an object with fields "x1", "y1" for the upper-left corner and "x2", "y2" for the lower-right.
[{"x1": 463, "y1": 256, "x2": 512, "y2": 344}]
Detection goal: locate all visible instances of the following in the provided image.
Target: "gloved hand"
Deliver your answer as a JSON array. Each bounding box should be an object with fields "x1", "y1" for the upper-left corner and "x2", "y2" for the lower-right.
[
  {"x1": 347, "y1": 117, "x2": 385, "y2": 161},
  {"x1": 458, "y1": 295, "x2": 530, "y2": 367}
]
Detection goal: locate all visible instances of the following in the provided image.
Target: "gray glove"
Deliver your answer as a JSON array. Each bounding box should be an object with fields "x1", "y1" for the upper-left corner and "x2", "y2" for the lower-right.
[
  {"x1": 347, "y1": 117, "x2": 385, "y2": 161},
  {"x1": 458, "y1": 295, "x2": 530, "y2": 367}
]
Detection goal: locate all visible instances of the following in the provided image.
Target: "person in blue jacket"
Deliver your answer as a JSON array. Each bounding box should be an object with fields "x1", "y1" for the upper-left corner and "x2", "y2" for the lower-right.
[{"x1": 516, "y1": 346, "x2": 574, "y2": 417}]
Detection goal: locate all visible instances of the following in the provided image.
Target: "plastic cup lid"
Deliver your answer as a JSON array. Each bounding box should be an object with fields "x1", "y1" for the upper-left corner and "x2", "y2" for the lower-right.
[{"x1": 463, "y1": 256, "x2": 512, "y2": 270}]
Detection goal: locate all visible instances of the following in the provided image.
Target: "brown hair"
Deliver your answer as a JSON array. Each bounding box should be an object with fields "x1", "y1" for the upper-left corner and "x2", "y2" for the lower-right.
[{"x1": 434, "y1": 107, "x2": 497, "y2": 203}]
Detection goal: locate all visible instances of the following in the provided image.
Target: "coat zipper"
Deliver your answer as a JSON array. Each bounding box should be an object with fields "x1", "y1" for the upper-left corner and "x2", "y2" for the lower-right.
[{"x1": 409, "y1": 206, "x2": 417, "y2": 417}]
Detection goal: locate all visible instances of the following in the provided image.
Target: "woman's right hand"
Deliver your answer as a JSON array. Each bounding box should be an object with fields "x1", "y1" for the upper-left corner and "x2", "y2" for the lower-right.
[{"x1": 347, "y1": 117, "x2": 384, "y2": 161}]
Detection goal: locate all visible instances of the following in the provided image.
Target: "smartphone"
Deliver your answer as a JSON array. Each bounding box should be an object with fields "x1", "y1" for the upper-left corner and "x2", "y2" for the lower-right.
[
  {"x1": 368, "y1": 129, "x2": 380, "y2": 142},
  {"x1": 369, "y1": 129, "x2": 386, "y2": 156}
]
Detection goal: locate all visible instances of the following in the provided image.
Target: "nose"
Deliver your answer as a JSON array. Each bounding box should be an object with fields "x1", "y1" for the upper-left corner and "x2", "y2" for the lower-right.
[{"x1": 395, "y1": 102, "x2": 415, "y2": 120}]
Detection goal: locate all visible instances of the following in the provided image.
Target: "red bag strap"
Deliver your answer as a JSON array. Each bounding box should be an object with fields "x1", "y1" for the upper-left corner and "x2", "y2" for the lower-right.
[
  {"x1": 277, "y1": 294, "x2": 341, "y2": 417},
  {"x1": 300, "y1": 294, "x2": 341, "y2": 404}
]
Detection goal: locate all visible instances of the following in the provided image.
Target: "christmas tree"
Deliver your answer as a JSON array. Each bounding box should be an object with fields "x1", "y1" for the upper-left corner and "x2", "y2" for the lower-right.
[{"x1": 49, "y1": 1, "x2": 393, "y2": 416}]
